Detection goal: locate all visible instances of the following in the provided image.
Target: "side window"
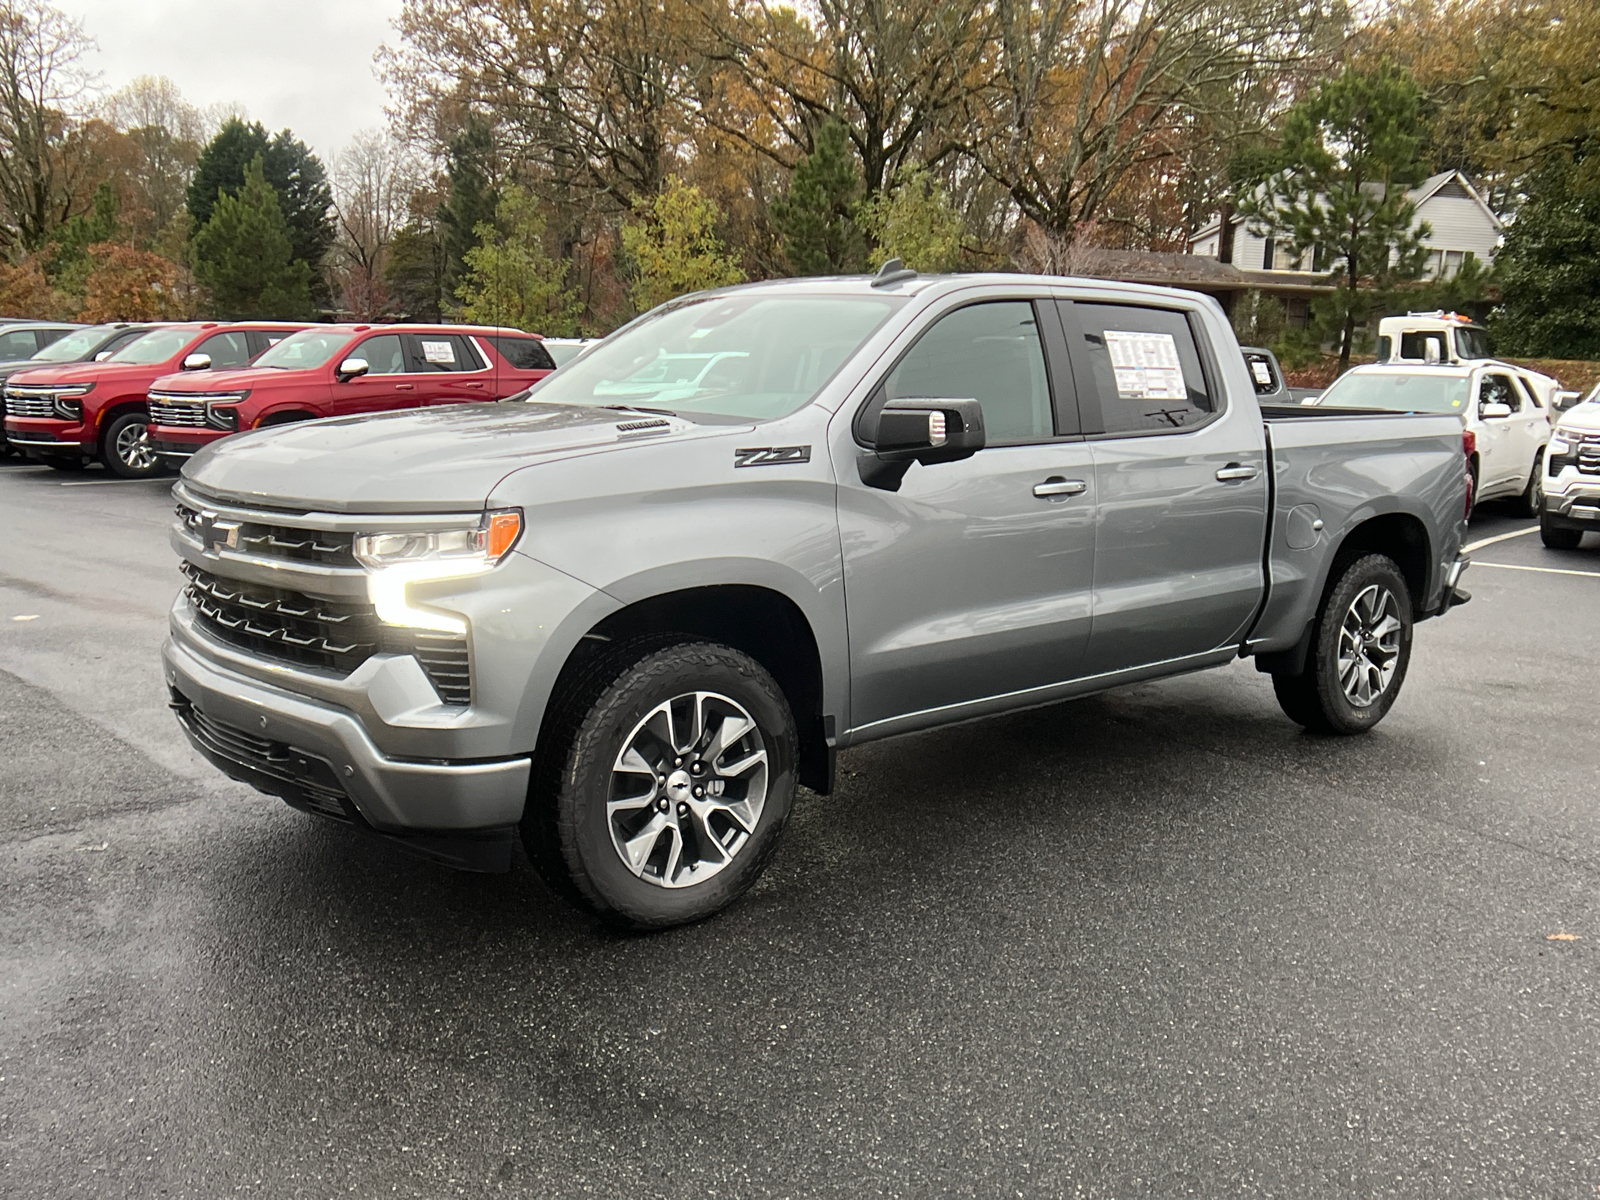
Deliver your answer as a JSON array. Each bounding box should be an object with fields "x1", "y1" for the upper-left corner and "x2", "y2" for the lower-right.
[
  {"x1": 0, "y1": 329, "x2": 39, "y2": 358},
  {"x1": 1479, "y1": 374, "x2": 1518, "y2": 414},
  {"x1": 102, "y1": 330, "x2": 147, "y2": 357},
  {"x1": 247, "y1": 331, "x2": 288, "y2": 358},
  {"x1": 489, "y1": 336, "x2": 556, "y2": 371},
  {"x1": 194, "y1": 331, "x2": 254, "y2": 368},
  {"x1": 407, "y1": 334, "x2": 463, "y2": 373},
  {"x1": 34, "y1": 327, "x2": 71, "y2": 352},
  {"x1": 1243, "y1": 351, "x2": 1280, "y2": 397},
  {"x1": 880, "y1": 301, "x2": 1053, "y2": 445},
  {"x1": 354, "y1": 334, "x2": 406, "y2": 375},
  {"x1": 1071, "y1": 302, "x2": 1213, "y2": 433},
  {"x1": 1516, "y1": 376, "x2": 1544, "y2": 409}
]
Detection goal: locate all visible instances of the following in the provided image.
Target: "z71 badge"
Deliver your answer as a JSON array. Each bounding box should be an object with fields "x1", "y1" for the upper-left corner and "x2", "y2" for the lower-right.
[{"x1": 734, "y1": 445, "x2": 811, "y2": 468}]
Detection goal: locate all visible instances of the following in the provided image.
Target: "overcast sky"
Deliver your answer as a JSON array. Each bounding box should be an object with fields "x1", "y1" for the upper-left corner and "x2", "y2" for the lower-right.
[{"x1": 59, "y1": 0, "x2": 404, "y2": 162}]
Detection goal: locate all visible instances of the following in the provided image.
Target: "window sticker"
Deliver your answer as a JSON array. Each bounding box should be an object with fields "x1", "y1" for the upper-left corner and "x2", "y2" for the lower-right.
[
  {"x1": 1250, "y1": 359, "x2": 1273, "y2": 386},
  {"x1": 420, "y1": 340, "x2": 456, "y2": 364},
  {"x1": 1104, "y1": 330, "x2": 1186, "y2": 400}
]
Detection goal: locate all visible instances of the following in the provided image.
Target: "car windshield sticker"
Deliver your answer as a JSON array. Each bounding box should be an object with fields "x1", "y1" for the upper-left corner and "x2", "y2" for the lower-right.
[
  {"x1": 421, "y1": 340, "x2": 456, "y2": 364},
  {"x1": 1104, "y1": 330, "x2": 1185, "y2": 400},
  {"x1": 1250, "y1": 359, "x2": 1273, "y2": 386}
]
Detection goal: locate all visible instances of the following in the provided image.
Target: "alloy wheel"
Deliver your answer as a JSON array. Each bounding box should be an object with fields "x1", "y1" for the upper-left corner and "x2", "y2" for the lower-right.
[
  {"x1": 115, "y1": 420, "x2": 155, "y2": 471},
  {"x1": 607, "y1": 690, "x2": 769, "y2": 888},
  {"x1": 1337, "y1": 584, "x2": 1402, "y2": 707}
]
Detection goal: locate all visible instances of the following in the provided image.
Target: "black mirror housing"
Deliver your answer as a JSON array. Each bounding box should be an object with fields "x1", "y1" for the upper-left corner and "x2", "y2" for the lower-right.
[{"x1": 859, "y1": 397, "x2": 985, "y2": 490}]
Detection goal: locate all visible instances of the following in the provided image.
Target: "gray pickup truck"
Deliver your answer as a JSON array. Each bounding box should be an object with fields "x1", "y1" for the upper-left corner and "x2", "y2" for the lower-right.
[{"x1": 163, "y1": 270, "x2": 1471, "y2": 928}]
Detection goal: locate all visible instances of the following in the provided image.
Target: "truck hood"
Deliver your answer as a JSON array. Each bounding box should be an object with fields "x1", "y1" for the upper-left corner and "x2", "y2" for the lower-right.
[
  {"x1": 1557, "y1": 401, "x2": 1600, "y2": 436},
  {"x1": 181, "y1": 401, "x2": 737, "y2": 513}
]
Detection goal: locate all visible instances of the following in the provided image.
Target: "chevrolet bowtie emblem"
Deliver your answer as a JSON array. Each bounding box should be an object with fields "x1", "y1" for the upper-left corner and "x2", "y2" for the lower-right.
[{"x1": 197, "y1": 510, "x2": 240, "y2": 552}]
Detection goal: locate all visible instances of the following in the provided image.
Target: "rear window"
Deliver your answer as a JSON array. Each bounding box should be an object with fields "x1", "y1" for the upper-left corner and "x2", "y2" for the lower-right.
[
  {"x1": 1243, "y1": 351, "x2": 1281, "y2": 396},
  {"x1": 488, "y1": 335, "x2": 556, "y2": 371},
  {"x1": 1070, "y1": 302, "x2": 1213, "y2": 433}
]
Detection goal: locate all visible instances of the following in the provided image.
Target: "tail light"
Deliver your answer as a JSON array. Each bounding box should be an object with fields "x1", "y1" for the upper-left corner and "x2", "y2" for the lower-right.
[{"x1": 1463, "y1": 429, "x2": 1476, "y2": 517}]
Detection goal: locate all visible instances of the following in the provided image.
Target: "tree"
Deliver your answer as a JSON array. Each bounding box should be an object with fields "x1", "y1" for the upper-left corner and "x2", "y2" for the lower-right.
[
  {"x1": 858, "y1": 167, "x2": 963, "y2": 271},
  {"x1": 1490, "y1": 155, "x2": 1600, "y2": 359},
  {"x1": 1238, "y1": 65, "x2": 1435, "y2": 370},
  {"x1": 0, "y1": 253, "x2": 55, "y2": 314},
  {"x1": 387, "y1": 212, "x2": 448, "y2": 322},
  {"x1": 106, "y1": 75, "x2": 207, "y2": 243},
  {"x1": 330, "y1": 129, "x2": 420, "y2": 319},
  {"x1": 77, "y1": 241, "x2": 182, "y2": 321},
  {"x1": 771, "y1": 118, "x2": 866, "y2": 274},
  {"x1": 0, "y1": 0, "x2": 99, "y2": 252},
  {"x1": 48, "y1": 177, "x2": 116, "y2": 291},
  {"x1": 191, "y1": 157, "x2": 313, "y2": 319},
  {"x1": 435, "y1": 118, "x2": 498, "y2": 294},
  {"x1": 621, "y1": 179, "x2": 743, "y2": 311},
  {"x1": 453, "y1": 184, "x2": 581, "y2": 333},
  {"x1": 187, "y1": 118, "x2": 334, "y2": 287}
]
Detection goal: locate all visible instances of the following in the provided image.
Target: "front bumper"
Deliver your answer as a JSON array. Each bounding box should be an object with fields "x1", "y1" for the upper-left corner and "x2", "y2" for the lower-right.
[
  {"x1": 163, "y1": 632, "x2": 531, "y2": 871},
  {"x1": 150, "y1": 427, "x2": 224, "y2": 465},
  {"x1": 1542, "y1": 476, "x2": 1600, "y2": 528},
  {"x1": 3, "y1": 416, "x2": 93, "y2": 453}
]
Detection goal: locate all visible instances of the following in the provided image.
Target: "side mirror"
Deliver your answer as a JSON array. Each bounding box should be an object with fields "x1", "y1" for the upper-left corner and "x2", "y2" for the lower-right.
[
  {"x1": 1554, "y1": 390, "x2": 1581, "y2": 412},
  {"x1": 1423, "y1": 338, "x2": 1441, "y2": 365},
  {"x1": 93, "y1": 350, "x2": 113, "y2": 361},
  {"x1": 858, "y1": 397, "x2": 985, "y2": 491},
  {"x1": 181, "y1": 352, "x2": 211, "y2": 371},
  {"x1": 337, "y1": 357, "x2": 369, "y2": 381},
  {"x1": 1480, "y1": 402, "x2": 1513, "y2": 420}
]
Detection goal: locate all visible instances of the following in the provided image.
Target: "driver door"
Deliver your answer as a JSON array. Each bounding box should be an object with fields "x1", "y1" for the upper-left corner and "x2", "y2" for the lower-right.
[
  {"x1": 1475, "y1": 372, "x2": 1522, "y2": 491},
  {"x1": 835, "y1": 297, "x2": 1098, "y2": 734}
]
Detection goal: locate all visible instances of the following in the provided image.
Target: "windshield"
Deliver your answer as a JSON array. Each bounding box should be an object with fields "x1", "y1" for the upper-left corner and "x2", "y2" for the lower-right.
[
  {"x1": 252, "y1": 328, "x2": 356, "y2": 370},
  {"x1": 109, "y1": 327, "x2": 193, "y2": 365},
  {"x1": 1456, "y1": 325, "x2": 1493, "y2": 359},
  {"x1": 522, "y1": 293, "x2": 906, "y2": 419},
  {"x1": 1316, "y1": 371, "x2": 1471, "y2": 415},
  {"x1": 31, "y1": 327, "x2": 110, "y2": 362}
]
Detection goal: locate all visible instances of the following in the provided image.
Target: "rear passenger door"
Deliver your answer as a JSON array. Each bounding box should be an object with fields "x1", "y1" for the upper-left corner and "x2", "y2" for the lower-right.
[
  {"x1": 1062, "y1": 299, "x2": 1269, "y2": 676},
  {"x1": 402, "y1": 333, "x2": 492, "y2": 406}
]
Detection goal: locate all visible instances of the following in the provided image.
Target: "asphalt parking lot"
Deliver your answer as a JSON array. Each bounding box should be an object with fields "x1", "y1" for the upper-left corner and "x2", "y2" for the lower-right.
[{"x1": 3, "y1": 456, "x2": 1599, "y2": 1198}]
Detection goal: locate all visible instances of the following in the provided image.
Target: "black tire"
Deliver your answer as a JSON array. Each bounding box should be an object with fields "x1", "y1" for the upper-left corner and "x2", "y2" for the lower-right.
[
  {"x1": 1515, "y1": 450, "x2": 1544, "y2": 518},
  {"x1": 1272, "y1": 553, "x2": 1414, "y2": 735},
  {"x1": 42, "y1": 455, "x2": 87, "y2": 471},
  {"x1": 525, "y1": 637, "x2": 798, "y2": 929},
  {"x1": 101, "y1": 411, "x2": 164, "y2": 479},
  {"x1": 1466, "y1": 458, "x2": 1480, "y2": 521},
  {"x1": 1540, "y1": 510, "x2": 1584, "y2": 549}
]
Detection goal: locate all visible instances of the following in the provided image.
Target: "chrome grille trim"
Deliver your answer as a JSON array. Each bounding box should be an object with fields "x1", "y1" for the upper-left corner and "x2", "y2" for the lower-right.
[
  {"x1": 5, "y1": 394, "x2": 55, "y2": 417},
  {"x1": 149, "y1": 399, "x2": 208, "y2": 426}
]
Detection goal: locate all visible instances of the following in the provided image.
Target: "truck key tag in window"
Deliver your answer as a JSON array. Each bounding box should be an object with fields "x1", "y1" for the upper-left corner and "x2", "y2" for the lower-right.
[{"x1": 734, "y1": 446, "x2": 811, "y2": 467}]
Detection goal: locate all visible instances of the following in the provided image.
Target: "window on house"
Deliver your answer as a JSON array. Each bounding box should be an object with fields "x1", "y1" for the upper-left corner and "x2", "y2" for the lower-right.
[
  {"x1": 1444, "y1": 250, "x2": 1464, "y2": 278},
  {"x1": 1261, "y1": 238, "x2": 1276, "y2": 270}
]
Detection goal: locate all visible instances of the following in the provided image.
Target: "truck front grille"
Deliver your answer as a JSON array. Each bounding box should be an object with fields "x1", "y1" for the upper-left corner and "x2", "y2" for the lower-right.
[
  {"x1": 149, "y1": 399, "x2": 208, "y2": 427},
  {"x1": 181, "y1": 562, "x2": 471, "y2": 705},
  {"x1": 176, "y1": 501, "x2": 357, "y2": 567},
  {"x1": 4, "y1": 393, "x2": 55, "y2": 417}
]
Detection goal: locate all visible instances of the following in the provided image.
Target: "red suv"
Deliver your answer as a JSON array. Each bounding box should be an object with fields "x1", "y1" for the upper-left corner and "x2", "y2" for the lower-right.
[
  {"x1": 145, "y1": 324, "x2": 558, "y2": 467},
  {"x1": 3, "y1": 322, "x2": 309, "y2": 477}
]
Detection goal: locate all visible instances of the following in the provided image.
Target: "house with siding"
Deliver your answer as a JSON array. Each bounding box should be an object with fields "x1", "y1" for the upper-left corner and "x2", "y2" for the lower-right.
[{"x1": 1187, "y1": 169, "x2": 1503, "y2": 297}]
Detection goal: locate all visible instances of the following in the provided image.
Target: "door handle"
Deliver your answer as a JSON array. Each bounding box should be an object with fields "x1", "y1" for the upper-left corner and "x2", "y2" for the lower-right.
[
  {"x1": 1034, "y1": 477, "x2": 1087, "y2": 498},
  {"x1": 463, "y1": 382, "x2": 486, "y2": 389},
  {"x1": 395, "y1": 383, "x2": 415, "y2": 391},
  {"x1": 1215, "y1": 463, "x2": 1259, "y2": 481}
]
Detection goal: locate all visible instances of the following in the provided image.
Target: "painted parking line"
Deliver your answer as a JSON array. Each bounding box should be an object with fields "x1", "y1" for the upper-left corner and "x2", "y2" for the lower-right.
[
  {"x1": 57, "y1": 477, "x2": 169, "y2": 487},
  {"x1": 1473, "y1": 560, "x2": 1600, "y2": 579},
  {"x1": 1463, "y1": 526, "x2": 1539, "y2": 553}
]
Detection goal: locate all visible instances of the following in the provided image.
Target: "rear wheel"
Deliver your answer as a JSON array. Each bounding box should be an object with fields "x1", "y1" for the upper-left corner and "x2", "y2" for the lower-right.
[
  {"x1": 1540, "y1": 510, "x2": 1584, "y2": 549},
  {"x1": 1272, "y1": 553, "x2": 1414, "y2": 735},
  {"x1": 1515, "y1": 450, "x2": 1544, "y2": 518},
  {"x1": 102, "y1": 411, "x2": 164, "y2": 478},
  {"x1": 525, "y1": 638, "x2": 798, "y2": 929}
]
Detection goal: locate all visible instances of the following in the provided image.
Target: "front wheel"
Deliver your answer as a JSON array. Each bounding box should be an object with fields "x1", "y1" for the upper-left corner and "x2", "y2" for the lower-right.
[
  {"x1": 1540, "y1": 510, "x2": 1584, "y2": 549},
  {"x1": 102, "y1": 411, "x2": 164, "y2": 479},
  {"x1": 525, "y1": 639, "x2": 798, "y2": 929},
  {"x1": 1272, "y1": 553, "x2": 1414, "y2": 735}
]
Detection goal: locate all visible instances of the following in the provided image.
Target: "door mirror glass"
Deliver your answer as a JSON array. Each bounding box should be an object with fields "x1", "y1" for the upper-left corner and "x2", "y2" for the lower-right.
[
  {"x1": 1423, "y1": 337, "x2": 1441, "y2": 364},
  {"x1": 181, "y1": 352, "x2": 211, "y2": 371},
  {"x1": 1480, "y1": 402, "x2": 1512, "y2": 420},
  {"x1": 1555, "y1": 390, "x2": 1582, "y2": 412},
  {"x1": 337, "y1": 357, "x2": 369, "y2": 381},
  {"x1": 93, "y1": 350, "x2": 113, "y2": 361}
]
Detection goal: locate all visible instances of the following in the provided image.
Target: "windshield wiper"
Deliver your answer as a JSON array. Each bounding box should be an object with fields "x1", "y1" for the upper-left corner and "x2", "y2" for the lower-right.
[{"x1": 601, "y1": 404, "x2": 677, "y2": 417}]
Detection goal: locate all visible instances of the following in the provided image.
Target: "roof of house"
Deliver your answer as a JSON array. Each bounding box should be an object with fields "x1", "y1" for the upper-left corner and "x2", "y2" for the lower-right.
[{"x1": 1067, "y1": 248, "x2": 1333, "y2": 293}]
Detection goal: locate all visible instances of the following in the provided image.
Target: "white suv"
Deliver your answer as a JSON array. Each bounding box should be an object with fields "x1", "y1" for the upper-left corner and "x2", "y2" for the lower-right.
[{"x1": 1541, "y1": 383, "x2": 1600, "y2": 549}]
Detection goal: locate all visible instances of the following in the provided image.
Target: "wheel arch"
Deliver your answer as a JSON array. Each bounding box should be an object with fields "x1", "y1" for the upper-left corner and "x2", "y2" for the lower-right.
[
  {"x1": 254, "y1": 407, "x2": 318, "y2": 427},
  {"x1": 95, "y1": 398, "x2": 149, "y2": 445}
]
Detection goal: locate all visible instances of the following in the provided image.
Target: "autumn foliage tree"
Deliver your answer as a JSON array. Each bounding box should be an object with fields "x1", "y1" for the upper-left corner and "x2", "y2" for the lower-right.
[
  {"x1": 77, "y1": 241, "x2": 182, "y2": 320},
  {"x1": 621, "y1": 179, "x2": 744, "y2": 311}
]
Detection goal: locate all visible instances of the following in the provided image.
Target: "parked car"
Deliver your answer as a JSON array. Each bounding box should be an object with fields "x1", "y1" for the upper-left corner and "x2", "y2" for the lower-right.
[
  {"x1": 163, "y1": 270, "x2": 1472, "y2": 929},
  {"x1": 539, "y1": 337, "x2": 596, "y2": 367},
  {"x1": 3, "y1": 323, "x2": 307, "y2": 477},
  {"x1": 1311, "y1": 361, "x2": 1551, "y2": 516},
  {"x1": 0, "y1": 323, "x2": 153, "y2": 457},
  {"x1": 144, "y1": 324, "x2": 557, "y2": 468},
  {"x1": 1539, "y1": 388, "x2": 1600, "y2": 548},
  {"x1": 0, "y1": 320, "x2": 79, "y2": 368}
]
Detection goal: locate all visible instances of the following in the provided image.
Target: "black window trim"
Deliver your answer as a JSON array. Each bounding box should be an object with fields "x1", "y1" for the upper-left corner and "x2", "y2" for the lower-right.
[
  {"x1": 852, "y1": 295, "x2": 1083, "y2": 450},
  {"x1": 1058, "y1": 298, "x2": 1227, "y2": 441}
]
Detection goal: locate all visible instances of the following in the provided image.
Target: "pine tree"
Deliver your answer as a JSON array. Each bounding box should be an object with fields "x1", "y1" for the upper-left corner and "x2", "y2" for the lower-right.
[
  {"x1": 192, "y1": 157, "x2": 314, "y2": 319},
  {"x1": 188, "y1": 118, "x2": 335, "y2": 298},
  {"x1": 1236, "y1": 66, "x2": 1434, "y2": 371},
  {"x1": 771, "y1": 118, "x2": 867, "y2": 275},
  {"x1": 436, "y1": 119, "x2": 500, "y2": 295}
]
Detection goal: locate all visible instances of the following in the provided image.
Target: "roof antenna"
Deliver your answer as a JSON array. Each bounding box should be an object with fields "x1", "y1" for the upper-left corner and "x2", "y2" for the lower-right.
[{"x1": 871, "y1": 257, "x2": 917, "y2": 287}]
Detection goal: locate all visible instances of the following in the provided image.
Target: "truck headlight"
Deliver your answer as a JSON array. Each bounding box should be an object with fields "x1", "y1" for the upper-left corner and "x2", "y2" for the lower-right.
[
  {"x1": 353, "y1": 509, "x2": 523, "y2": 634},
  {"x1": 52, "y1": 384, "x2": 93, "y2": 419},
  {"x1": 1551, "y1": 431, "x2": 1576, "y2": 455}
]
